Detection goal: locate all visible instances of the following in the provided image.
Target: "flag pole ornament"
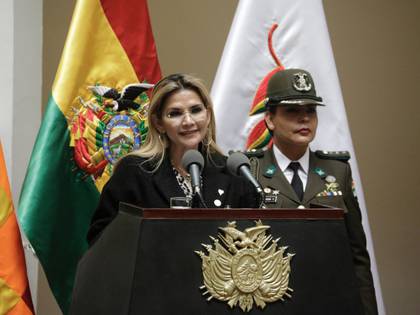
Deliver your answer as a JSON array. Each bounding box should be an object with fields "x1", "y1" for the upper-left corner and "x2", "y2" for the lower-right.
[
  {"x1": 246, "y1": 23, "x2": 285, "y2": 150},
  {"x1": 69, "y1": 82, "x2": 153, "y2": 191}
]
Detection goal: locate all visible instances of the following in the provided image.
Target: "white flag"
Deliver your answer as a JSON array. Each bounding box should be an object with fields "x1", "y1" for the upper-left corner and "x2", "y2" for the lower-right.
[{"x1": 211, "y1": 0, "x2": 384, "y2": 313}]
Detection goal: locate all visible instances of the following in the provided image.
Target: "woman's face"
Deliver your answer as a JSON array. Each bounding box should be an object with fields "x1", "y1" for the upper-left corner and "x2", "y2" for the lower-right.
[
  {"x1": 265, "y1": 105, "x2": 318, "y2": 150},
  {"x1": 156, "y1": 89, "x2": 210, "y2": 152}
]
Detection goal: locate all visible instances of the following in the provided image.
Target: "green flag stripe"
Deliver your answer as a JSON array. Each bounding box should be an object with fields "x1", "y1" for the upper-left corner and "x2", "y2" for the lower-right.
[{"x1": 18, "y1": 96, "x2": 100, "y2": 314}]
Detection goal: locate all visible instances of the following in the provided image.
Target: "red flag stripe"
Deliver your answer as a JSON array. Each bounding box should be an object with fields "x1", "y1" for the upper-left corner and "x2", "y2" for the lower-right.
[{"x1": 100, "y1": 0, "x2": 162, "y2": 84}]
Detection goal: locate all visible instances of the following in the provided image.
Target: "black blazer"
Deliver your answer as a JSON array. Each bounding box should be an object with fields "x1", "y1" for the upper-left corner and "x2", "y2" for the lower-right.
[{"x1": 87, "y1": 152, "x2": 258, "y2": 245}]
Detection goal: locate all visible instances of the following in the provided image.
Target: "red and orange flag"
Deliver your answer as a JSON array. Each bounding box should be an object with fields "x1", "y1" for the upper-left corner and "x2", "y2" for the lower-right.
[{"x1": 0, "y1": 141, "x2": 34, "y2": 315}]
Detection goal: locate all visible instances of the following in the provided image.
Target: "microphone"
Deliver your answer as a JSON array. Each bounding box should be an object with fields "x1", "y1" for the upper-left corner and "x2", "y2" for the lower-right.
[
  {"x1": 227, "y1": 152, "x2": 263, "y2": 194},
  {"x1": 181, "y1": 149, "x2": 205, "y2": 194}
]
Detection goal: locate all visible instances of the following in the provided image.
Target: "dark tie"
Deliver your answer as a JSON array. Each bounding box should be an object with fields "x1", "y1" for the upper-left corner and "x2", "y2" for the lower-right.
[{"x1": 288, "y1": 162, "x2": 304, "y2": 201}]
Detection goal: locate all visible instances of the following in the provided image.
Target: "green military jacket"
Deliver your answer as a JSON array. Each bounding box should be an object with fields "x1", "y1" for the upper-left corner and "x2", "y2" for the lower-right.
[{"x1": 248, "y1": 147, "x2": 378, "y2": 315}]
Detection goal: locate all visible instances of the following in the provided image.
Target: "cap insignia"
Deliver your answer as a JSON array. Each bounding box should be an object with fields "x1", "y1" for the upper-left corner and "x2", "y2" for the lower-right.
[{"x1": 292, "y1": 72, "x2": 312, "y2": 92}]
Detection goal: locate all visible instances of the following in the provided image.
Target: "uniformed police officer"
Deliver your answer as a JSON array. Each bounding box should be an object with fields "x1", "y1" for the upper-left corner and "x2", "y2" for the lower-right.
[{"x1": 248, "y1": 69, "x2": 378, "y2": 314}]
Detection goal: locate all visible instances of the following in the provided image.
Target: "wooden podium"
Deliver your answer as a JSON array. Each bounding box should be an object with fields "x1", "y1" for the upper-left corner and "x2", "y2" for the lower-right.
[{"x1": 70, "y1": 203, "x2": 363, "y2": 315}]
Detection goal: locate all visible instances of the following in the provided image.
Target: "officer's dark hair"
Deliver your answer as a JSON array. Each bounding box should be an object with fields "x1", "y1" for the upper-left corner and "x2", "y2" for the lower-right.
[
  {"x1": 267, "y1": 104, "x2": 278, "y2": 115},
  {"x1": 264, "y1": 106, "x2": 275, "y2": 135}
]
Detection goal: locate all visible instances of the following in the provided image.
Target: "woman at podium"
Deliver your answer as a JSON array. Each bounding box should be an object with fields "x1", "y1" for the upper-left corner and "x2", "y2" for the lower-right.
[{"x1": 87, "y1": 73, "x2": 258, "y2": 245}]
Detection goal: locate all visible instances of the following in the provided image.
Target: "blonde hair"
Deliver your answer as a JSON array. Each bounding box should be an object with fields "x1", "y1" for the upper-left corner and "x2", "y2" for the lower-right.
[{"x1": 131, "y1": 73, "x2": 222, "y2": 170}]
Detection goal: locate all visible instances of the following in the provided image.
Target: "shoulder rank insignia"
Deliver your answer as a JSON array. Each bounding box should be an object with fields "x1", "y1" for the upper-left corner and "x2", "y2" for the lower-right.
[
  {"x1": 196, "y1": 220, "x2": 294, "y2": 312},
  {"x1": 244, "y1": 148, "x2": 265, "y2": 158},
  {"x1": 315, "y1": 150, "x2": 350, "y2": 162}
]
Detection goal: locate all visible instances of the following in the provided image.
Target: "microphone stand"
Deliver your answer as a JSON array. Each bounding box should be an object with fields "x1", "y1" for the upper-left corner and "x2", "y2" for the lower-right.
[
  {"x1": 247, "y1": 177, "x2": 267, "y2": 209},
  {"x1": 192, "y1": 187, "x2": 208, "y2": 208}
]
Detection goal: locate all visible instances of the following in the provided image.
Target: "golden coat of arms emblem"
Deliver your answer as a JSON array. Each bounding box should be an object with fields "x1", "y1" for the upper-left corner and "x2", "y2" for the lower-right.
[{"x1": 196, "y1": 220, "x2": 294, "y2": 312}]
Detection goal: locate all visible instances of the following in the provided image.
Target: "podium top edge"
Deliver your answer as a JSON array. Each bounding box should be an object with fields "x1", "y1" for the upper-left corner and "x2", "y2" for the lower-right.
[
  {"x1": 118, "y1": 203, "x2": 344, "y2": 220},
  {"x1": 142, "y1": 209, "x2": 344, "y2": 220}
]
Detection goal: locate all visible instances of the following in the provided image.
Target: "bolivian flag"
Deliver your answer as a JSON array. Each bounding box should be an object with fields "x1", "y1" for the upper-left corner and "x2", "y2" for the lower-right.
[
  {"x1": 18, "y1": 0, "x2": 161, "y2": 313},
  {"x1": 0, "y1": 141, "x2": 34, "y2": 315}
]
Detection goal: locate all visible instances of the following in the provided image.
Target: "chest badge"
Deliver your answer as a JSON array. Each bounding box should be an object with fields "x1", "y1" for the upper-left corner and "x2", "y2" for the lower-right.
[
  {"x1": 316, "y1": 174, "x2": 342, "y2": 197},
  {"x1": 196, "y1": 220, "x2": 294, "y2": 312},
  {"x1": 325, "y1": 175, "x2": 336, "y2": 183},
  {"x1": 263, "y1": 187, "x2": 279, "y2": 204}
]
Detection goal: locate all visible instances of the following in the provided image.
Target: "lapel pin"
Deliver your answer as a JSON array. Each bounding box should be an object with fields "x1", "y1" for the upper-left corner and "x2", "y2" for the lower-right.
[
  {"x1": 218, "y1": 189, "x2": 224, "y2": 196},
  {"x1": 214, "y1": 199, "x2": 222, "y2": 207},
  {"x1": 264, "y1": 165, "x2": 276, "y2": 178},
  {"x1": 272, "y1": 190, "x2": 279, "y2": 195},
  {"x1": 314, "y1": 167, "x2": 326, "y2": 178}
]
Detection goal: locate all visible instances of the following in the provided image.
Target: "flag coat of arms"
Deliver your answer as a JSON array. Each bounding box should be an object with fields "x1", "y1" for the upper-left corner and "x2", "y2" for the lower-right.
[{"x1": 18, "y1": 0, "x2": 161, "y2": 313}]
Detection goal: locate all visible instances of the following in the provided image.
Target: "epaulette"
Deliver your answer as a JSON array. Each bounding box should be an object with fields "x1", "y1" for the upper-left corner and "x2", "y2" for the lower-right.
[
  {"x1": 315, "y1": 150, "x2": 350, "y2": 162},
  {"x1": 244, "y1": 148, "x2": 266, "y2": 158}
]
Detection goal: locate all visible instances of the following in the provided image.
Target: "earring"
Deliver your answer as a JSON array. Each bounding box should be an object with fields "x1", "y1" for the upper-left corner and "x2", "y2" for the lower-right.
[{"x1": 158, "y1": 132, "x2": 166, "y2": 145}]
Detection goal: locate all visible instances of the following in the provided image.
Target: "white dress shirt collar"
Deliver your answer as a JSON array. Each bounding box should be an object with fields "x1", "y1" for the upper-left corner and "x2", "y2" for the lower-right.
[
  {"x1": 272, "y1": 145, "x2": 310, "y2": 174},
  {"x1": 272, "y1": 145, "x2": 310, "y2": 189}
]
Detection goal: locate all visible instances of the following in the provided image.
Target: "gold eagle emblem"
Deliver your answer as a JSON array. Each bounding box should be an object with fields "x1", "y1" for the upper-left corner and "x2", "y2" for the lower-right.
[{"x1": 195, "y1": 220, "x2": 294, "y2": 312}]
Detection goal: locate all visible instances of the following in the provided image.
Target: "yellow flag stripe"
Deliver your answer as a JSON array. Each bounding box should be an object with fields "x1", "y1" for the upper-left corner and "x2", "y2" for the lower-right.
[
  {"x1": 0, "y1": 189, "x2": 12, "y2": 228},
  {"x1": 249, "y1": 99, "x2": 266, "y2": 115},
  {"x1": 0, "y1": 277, "x2": 20, "y2": 314},
  {"x1": 253, "y1": 130, "x2": 270, "y2": 147},
  {"x1": 52, "y1": 0, "x2": 139, "y2": 119},
  {"x1": 0, "y1": 141, "x2": 13, "y2": 227}
]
